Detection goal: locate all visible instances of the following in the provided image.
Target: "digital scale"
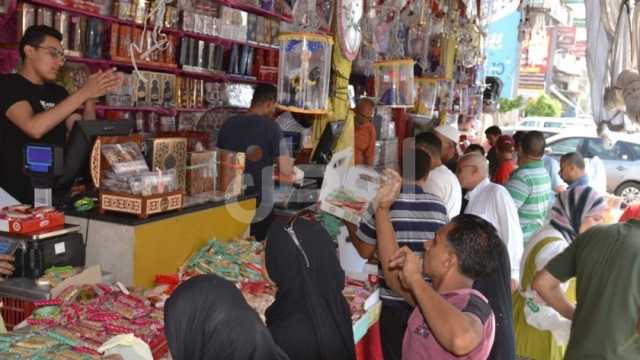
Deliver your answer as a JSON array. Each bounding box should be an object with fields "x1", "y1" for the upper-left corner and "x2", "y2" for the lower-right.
[{"x1": 23, "y1": 144, "x2": 64, "y2": 207}]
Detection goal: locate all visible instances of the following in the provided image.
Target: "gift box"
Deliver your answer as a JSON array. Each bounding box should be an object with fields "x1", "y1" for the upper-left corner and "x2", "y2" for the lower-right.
[
  {"x1": 146, "y1": 138, "x2": 188, "y2": 191},
  {"x1": 92, "y1": 136, "x2": 184, "y2": 218},
  {"x1": 216, "y1": 150, "x2": 245, "y2": 198},
  {"x1": 186, "y1": 151, "x2": 216, "y2": 196},
  {"x1": 0, "y1": 206, "x2": 65, "y2": 234}
]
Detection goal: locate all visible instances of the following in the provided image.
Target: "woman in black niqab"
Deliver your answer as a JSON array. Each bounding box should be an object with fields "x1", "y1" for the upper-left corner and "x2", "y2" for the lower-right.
[
  {"x1": 265, "y1": 213, "x2": 356, "y2": 360},
  {"x1": 164, "y1": 274, "x2": 289, "y2": 360}
]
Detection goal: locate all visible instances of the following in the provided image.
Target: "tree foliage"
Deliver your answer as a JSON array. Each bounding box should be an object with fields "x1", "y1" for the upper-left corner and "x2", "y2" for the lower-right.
[
  {"x1": 497, "y1": 96, "x2": 525, "y2": 113},
  {"x1": 524, "y1": 94, "x2": 563, "y2": 117}
]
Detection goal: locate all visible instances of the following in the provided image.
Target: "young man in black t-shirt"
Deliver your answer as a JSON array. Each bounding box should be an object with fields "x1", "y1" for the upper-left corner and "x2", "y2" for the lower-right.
[
  {"x1": 216, "y1": 84, "x2": 293, "y2": 241},
  {"x1": 0, "y1": 25, "x2": 120, "y2": 205}
]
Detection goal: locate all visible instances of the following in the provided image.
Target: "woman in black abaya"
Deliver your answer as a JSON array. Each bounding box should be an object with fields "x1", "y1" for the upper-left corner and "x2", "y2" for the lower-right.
[
  {"x1": 164, "y1": 274, "x2": 289, "y2": 360},
  {"x1": 265, "y1": 212, "x2": 356, "y2": 360}
]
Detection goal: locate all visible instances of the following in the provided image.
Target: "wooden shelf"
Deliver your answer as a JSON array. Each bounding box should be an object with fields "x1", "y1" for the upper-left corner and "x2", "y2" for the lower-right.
[
  {"x1": 64, "y1": 56, "x2": 276, "y2": 85},
  {"x1": 216, "y1": 0, "x2": 293, "y2": 22},
  {"x1": 182, "y1": 30, "x2": 279, "y2": 51},
  {"x1": 95, "y1": 105, "x2": 249, "y2": 113}
]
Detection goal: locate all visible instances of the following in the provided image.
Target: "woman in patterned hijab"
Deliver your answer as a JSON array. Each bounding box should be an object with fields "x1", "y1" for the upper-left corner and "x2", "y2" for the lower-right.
[{"x1": 513, "y1": 185, "x2": 607, "y2": 360}]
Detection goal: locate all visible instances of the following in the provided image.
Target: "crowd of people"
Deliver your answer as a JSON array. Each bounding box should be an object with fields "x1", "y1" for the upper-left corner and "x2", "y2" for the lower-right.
[
  {"x1": 162, "y1": 122, "x2": 640, "y2": 360},
  {"x1": 2, "y1": 24, "x2": 639, "y2": 360}
]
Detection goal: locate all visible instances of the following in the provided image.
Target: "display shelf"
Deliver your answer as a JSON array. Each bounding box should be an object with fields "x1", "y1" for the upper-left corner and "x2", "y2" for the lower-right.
[
  {"x1": 95, "y1": 105, "x2": 176, "y2": 114},
  {"x1": 66, "y1": 55, "x2": 178, "y2": 73},
  {"x1": 94, "y1": 105, "x2": 250, "y2": 113},
  {"x1": 66, "y1": 56, "x2": 276, "y2": 84},
  {"x1": 216, "y1": 0, "x2": 293, "y2": 22},
  {"x1": 24, "y1": 0, "x2": 180, "y2": 34},
  {"x1": 181, "y1": 30, "x2": 278, "y2": 51}
]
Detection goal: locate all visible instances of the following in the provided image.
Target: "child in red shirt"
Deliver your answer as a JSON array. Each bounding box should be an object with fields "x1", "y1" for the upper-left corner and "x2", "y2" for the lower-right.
[{"x1": 492, "y1": 135, "x2": 516, "y2": 185}]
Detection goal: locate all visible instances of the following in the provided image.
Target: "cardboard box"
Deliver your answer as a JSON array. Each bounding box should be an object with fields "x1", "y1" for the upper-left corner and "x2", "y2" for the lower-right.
[
  {"x1": 319, "y1": 148, "x2": 380, "y2": 224},
  {"x1": 146, "y1": 138, "x2": 188, "y2": 191}
]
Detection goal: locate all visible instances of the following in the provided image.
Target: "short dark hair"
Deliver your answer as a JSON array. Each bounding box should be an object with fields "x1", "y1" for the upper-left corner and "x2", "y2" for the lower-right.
[
  {"x1": 560, "y1": 152, "x2": 585, "y2": 170},
  {"x1": 19, "y1": 25, "x2": 63, "y2": 60},
  {"x1": 415, "y1": 132, "x2": 442, "y2": 158},
  {"x1": 251, "y1": 84, "x2": 278, "y2": 107},
  {"x1": 446, "y1": 214, "x2": 501, "y2": 279},
  {"x1": 484, "y1": 126, "x2": 502, "y2": 137},
  {"x1": 404, "y1": 148, "x2": 431, "y2": 181},
  {"x1": 521, "y1": 131, "x2": 546, "y2": 158},
  {"x1": 512, "y1": 131, "x2": 526, "y2": 147},
  {"x1": 464, "y1": 144, "x2": 485, "y2": 156}
]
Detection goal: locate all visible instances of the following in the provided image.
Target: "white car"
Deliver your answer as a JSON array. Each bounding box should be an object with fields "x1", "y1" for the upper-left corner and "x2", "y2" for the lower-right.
[
  {"x1": 501, "y1": 126, "x2": 560, "y2": 139},
  {"x1": 517, "y1": 116, "x2": 596, "y2": 130},
  {"x1": 545, "y1": 131, "x2": 640, "y2": 200}
]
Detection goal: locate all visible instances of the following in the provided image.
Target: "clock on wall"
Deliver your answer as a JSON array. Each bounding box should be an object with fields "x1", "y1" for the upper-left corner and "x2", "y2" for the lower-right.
[{"x1": 337, "y1": 0, "x2": 364, "y2": 61}]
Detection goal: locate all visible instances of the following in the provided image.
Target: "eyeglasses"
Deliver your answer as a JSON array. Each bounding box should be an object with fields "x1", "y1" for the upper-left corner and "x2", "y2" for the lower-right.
[{"x1": 34, "y1": 46, "x2": 65, "y2": 62}]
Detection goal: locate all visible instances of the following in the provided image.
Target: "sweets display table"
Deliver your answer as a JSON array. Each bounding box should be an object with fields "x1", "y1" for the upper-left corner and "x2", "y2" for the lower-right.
[{"x1": 65, "y1": 194, "x2": 257, "y2": 288}]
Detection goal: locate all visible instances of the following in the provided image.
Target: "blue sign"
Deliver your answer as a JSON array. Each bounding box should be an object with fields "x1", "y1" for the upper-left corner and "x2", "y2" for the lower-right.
[{"x1": 484, "y1": 10, "x2": 521, "y2": 98}]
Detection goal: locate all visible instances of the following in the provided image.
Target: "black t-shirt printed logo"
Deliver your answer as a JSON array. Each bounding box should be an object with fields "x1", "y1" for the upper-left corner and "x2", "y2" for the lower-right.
[{"x1": 40, "y1": 100, "x2": 56, "y2": 110}]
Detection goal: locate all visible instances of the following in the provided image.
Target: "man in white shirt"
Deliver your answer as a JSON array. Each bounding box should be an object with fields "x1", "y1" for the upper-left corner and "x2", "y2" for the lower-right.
[
  {"x1": 416, "y1": 131, "x2": 462, "y2": 217},
  {"x1": 456, "y1": 152, "x2": 523, "y2": 290}
]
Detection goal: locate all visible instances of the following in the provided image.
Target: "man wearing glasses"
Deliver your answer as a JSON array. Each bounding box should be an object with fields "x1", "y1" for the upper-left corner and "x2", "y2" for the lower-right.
[
  {"x1": 353, "y1": 97, "x2": 377, "y2": 166},
  {"x1": 0, "y1": 25, "x2": 119, "y2": 205}
]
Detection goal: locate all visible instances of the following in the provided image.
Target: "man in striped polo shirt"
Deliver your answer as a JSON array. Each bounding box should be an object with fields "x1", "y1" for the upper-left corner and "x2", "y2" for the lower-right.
[
  {"x1": 506, "y1": 131, "x2": 552, "y2": 245},
  {"x1": 345, "y1": 149, "x2": 448, "y2": 360}
]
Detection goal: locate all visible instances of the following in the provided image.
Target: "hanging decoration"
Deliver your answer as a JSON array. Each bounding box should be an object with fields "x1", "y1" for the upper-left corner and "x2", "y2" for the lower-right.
[
  {"x1": 414, "y1": 78, "x2": 439, "y2": 117},
  {"x1": 277, "y1": 33, "x2": 334, "y2": 114},
  {"x1": 276, "y1": 0, "x2": 333, "y2": 114},
  {"x1": 129, "y1": 0, "x2": 171, "y2": 82},
  {"x1": 337, "y1": 0, "x2": 364, "y2": 61},
  {"x1": 373, "y1": 58, "x2": 415, "y2": 107},
  {"x1": 291, "y1": 0, "x2": 322, "y2": 32}
]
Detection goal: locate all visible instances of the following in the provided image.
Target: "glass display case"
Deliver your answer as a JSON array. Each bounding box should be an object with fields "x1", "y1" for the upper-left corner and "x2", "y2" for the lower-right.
[
  {"x1": 373, "y1": 59, "x2": 415, "y2": 108},
  {"x1": 277, "y1": 33, "x2": 333, "y2": 114}
]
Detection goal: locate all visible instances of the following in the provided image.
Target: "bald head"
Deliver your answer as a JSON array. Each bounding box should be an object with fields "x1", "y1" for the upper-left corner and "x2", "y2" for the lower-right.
[
  {"x1": 459, "y1": 152, "x2": 489, "y2": 177},
  {"x1": 355, "y1": 98, "x2": 375, "y2": 125},
  {"x1": 457, "y1": 152, "x2": 489, "y2": 190}
]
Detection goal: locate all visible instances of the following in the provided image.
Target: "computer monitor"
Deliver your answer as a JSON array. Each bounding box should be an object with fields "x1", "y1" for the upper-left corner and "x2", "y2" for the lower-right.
[
  {"x1": 55, "y1": 119, "x2": 134, "y2": 189},
  {"x1": 311, "y1": 121, "x2": 345, "y2": 164}
]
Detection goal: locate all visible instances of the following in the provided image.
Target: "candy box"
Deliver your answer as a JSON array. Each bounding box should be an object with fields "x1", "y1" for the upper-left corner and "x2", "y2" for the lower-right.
[
  {"x1": 0, "y1": 206, "x2": 64, "y2": 234},
  {"x1": 319, "y1": 148, "x2": 380, "y2": 224}
]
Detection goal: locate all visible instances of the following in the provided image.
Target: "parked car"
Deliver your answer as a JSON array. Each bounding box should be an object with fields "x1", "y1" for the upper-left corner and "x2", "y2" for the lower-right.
[
  {"x1": 545, "y1": 131, "x2": 640, "y2": 200},
  {"x1": 517, "y1": 116, "x2": 596, "y2": 129},
  {"x1": 501, "y1": 126, "x2": 560, "y2": 139}
]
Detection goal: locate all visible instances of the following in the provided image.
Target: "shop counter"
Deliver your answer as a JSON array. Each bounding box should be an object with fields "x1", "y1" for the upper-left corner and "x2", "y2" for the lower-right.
[{"x1": 65, "y1": 194, "x2": 257, "y2": 288}]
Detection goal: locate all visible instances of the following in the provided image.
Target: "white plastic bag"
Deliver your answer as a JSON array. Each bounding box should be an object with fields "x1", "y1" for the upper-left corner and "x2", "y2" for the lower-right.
[
  {"x1": 522, "y1": 294, "x2": 572, "y2": 346},
  {"x1": 586, "y1": 156, "x2": 607, "y2": 194}
]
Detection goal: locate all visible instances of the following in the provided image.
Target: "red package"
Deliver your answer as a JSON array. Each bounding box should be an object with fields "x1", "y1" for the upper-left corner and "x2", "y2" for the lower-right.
[{"x1": 0, "y1": 205, "x2": 64, "y2": 234}]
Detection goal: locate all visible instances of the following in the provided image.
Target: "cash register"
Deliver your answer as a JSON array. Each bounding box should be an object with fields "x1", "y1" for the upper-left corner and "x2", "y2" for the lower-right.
[{"x1": 0, "y1": 120, "x2": 133, "y2": 279}]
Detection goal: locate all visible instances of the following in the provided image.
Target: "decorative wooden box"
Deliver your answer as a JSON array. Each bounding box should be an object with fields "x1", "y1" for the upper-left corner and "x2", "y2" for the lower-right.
[
  {"x1": 146, "y1": 137, "x2": 188, "y2": 192},
  {"x1": 91, "y1": 135, "x2": 184, "y2": 218},
  {"x1": 98, "y1": 191, "x2": 183, "y2": 219}
]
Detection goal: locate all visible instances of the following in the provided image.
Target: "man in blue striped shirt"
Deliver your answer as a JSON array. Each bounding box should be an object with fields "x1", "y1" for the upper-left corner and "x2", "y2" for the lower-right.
[{"x1": 345, "y1": 149, "x2": 448, "y2": 360}]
